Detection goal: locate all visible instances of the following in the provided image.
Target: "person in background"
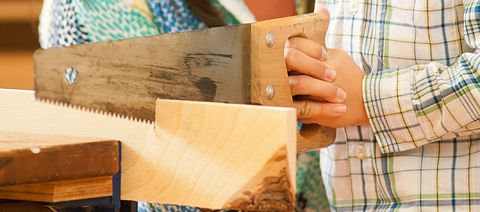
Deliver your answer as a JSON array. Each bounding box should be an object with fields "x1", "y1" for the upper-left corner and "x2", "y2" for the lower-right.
[{"x1": 39, "y1": 0, "x2": 254, "y2": 48}]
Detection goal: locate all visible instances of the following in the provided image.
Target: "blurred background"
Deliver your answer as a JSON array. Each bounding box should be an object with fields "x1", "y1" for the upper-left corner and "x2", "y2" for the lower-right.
[
  {"x1": 0, "y1": 0, "x2": 42, "y2": 90},
  {"x1": 0, "y1": 0, "x2": 314, "y2": 90}
]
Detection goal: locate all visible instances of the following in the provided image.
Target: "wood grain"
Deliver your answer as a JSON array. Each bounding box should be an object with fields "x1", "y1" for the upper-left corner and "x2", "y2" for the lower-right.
[
  {"x1": 0, "y1": 89, "x2": 297, "y2": 210},
  {"x1": 0, "y1": 132, "x2": 119, "y2": 186},
  {"x1": 0, "y1": 176, "x2": 112, "y2": 202},
  {"x1": 153, "y1": 99, "x2": 297, "y2": 210}
]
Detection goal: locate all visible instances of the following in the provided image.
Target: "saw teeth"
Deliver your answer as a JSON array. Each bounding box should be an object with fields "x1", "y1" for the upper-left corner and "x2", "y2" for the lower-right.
[{"x1": 34, "y1": 96, "x2": 154, "y2": 125}]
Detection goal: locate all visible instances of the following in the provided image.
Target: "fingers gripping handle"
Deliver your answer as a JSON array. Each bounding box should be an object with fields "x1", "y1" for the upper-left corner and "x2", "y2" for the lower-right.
[{"x1": 250, "y1": 13, "x2": 335, "y2": 153}]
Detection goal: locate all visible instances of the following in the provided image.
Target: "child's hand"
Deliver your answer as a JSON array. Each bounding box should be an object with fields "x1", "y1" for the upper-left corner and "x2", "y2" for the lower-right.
[{"x1": 285, "y1": 37, "x2": 369, "y2": 128}]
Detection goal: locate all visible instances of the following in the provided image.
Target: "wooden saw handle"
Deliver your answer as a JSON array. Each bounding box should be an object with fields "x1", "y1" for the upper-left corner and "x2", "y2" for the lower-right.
[{"x1": 249, "y1": 13, "x2": 335, "y2": 153}]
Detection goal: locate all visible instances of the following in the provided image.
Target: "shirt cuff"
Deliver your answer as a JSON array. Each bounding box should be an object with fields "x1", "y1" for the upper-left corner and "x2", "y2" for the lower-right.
[{"x1": 362, "y1": 68, "x2": 428, "y2": 153}]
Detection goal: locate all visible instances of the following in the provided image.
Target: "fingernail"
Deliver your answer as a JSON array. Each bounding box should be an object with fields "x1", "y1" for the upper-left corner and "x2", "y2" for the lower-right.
[
  {"x1": 324, "y1": 68, "x2": 336, "y2": 82},
  {"x1": 333, "y1": 105, "x2": 347, "y2": 113},
  {"x1": 288, "y1": 78, "x2": 296, "y2": 86},
  {"x1": 336, "y1": 88, "x2": 347, "y2": 102},
  {"x1": 322, "y1": 48, "x2": 328, "y2": 60},
  {"x1": 288, "y1": 78, "x2": 298, "y2": 93}
]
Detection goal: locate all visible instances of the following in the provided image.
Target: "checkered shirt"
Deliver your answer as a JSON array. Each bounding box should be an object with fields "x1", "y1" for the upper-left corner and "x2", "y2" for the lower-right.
[{"x1": 316, "y1": 0, "x2": 480, "y2": 211}]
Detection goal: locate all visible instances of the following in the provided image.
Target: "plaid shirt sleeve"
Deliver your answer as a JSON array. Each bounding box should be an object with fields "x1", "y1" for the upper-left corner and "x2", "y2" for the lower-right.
[{"x1": 363, "y1": 0, "x2": 480, "y2": 153}]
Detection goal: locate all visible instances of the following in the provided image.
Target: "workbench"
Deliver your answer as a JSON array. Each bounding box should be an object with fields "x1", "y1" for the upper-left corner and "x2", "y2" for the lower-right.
[{"x1": 0, "y1": 132, "x2": 136, "y2": 211}]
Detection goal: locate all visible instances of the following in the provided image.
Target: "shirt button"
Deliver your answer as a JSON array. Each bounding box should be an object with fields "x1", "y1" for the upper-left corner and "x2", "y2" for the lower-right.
[
  {"x1": 349, "y1": 0, "x2": 359, "y2": 14},
  {"x1": 354, "y1": 144, "x2": 366, "y2": 159}
]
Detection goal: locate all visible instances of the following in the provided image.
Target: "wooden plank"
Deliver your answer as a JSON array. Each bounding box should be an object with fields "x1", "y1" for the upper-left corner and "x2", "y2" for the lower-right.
[
  {"x1": 0, "y1": 176, "x2": 112, "y2": 202},
  {"x1": 0, "y1": 89, "x2": 297, "y2": 211},
  {"x1": 0, "y1": 132, "x2": 119, "y2": 186},
  {"x1": 152, "y1": 99, "x2": 297, "y2": 211}
]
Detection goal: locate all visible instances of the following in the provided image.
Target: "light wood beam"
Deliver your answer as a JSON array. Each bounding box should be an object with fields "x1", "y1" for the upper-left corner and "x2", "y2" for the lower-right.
[{"x1": 0, "y1": 89, "x2": 297, "y2": 210}]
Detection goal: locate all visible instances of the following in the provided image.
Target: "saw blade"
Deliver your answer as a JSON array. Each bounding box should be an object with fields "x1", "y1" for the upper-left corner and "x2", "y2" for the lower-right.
[{"x1": 34, "y1": 24, "x2": 251, "y2": 122}]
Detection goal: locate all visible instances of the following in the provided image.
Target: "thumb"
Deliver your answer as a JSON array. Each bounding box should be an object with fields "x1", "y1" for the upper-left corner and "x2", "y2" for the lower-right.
[
  {"x1": 315, "y1": 7, "x2": 330, "y2": 20},
  {"x1": 313, "y1": 7, "x2": 330, "y2": 48}
]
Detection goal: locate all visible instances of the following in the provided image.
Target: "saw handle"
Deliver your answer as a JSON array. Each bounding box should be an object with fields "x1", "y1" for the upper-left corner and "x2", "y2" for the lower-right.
[{"x1": 250, "y1": 13, "x2": 336, "y2": 153}]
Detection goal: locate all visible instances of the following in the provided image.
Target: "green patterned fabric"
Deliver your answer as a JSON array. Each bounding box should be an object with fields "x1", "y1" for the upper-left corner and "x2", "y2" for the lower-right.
[
  {"x1": 76, "y1": 0, "x2": 159, "y2": 42},
  {"x1": 297, "y1": 151, "x2": 329, "y2": 211},
  {"x1": 39, "y1": 0, "x2": 248, "y2": 48},
  {"x1": 211, "y1": 0, "x2": 240, "y2": 25}
]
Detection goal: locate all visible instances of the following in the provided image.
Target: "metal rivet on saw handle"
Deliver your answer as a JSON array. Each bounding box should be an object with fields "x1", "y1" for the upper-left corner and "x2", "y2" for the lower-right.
[
  {"x1": 265, "y1": 32, "x2": 275, "y2": 48},
  {"x1": 64, "y1": 67, "x2": 78, "y2": 84},
  {"x1": 266, "y1": 84, "x2": 275, "y2": 100}
]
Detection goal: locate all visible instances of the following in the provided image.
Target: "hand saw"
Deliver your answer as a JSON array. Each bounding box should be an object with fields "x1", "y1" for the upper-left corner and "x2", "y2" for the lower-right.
[{"x1": 34, "y1": 13, "x2": 335, "y2": 153}]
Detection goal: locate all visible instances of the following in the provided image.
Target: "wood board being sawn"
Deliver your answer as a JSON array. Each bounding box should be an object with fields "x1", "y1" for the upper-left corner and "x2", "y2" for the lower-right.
[{"x1": 0, "y1": 89, "x2": 297, "y2": 211}]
